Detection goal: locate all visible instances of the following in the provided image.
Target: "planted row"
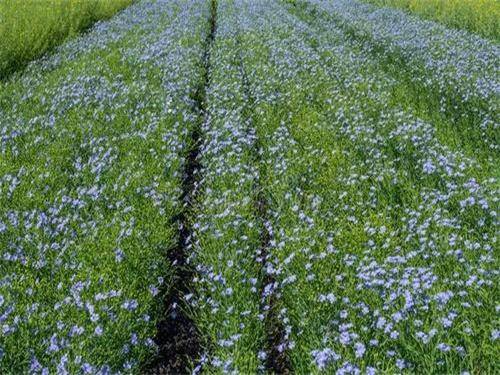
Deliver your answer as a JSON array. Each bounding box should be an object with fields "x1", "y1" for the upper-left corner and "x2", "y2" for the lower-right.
[
  {"x1": 236, "y1": 0, "x2": 498, "y2": 372},
  {"x1": 0, "y1": 0, "x2": 209, "y2": 372},
  {"x1": 189, "y1": 1, "x2": 265, "y2": 371},
  {"x1": 304, "y1": 0, "x2": 499, "y2": 157}
]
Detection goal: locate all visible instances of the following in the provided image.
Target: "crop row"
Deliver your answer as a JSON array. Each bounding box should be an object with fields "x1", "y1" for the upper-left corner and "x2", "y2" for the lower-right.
[
  {"x1": 189, "y1": 1, "x2": 268, "y2": 371},
  {"x1": 228, "y1": 0, "x2": 498, "y2": 372},
  {"x1": 0, "y1": 0, "x2": 210, "y2": 372},
  {"x1": 304, "y1": 0, "x2": 499, "y2": 164}
]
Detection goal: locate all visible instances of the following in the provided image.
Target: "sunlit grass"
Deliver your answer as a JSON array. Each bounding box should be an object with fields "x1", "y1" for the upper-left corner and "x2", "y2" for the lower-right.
[
  {"x1": 0, "y1": 0, "x2": 134, "y2": 79},
  {"x1": 362, "y1": 0, "x2": 499, "y2": 41}
]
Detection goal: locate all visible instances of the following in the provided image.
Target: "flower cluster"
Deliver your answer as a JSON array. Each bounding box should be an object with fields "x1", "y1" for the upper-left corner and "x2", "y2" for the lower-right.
[{"x1": 309, "y1": 0, "x2": 499, "y2": 153}]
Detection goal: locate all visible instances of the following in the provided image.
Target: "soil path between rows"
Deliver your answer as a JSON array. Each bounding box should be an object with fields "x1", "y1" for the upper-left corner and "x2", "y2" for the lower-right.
[{"x1": 146, "y1": 1, "x2": 217, "y2": 373}]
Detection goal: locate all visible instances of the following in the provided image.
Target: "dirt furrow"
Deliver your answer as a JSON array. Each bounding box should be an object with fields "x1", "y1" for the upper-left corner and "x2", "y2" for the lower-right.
[{"x1": 146, "y1": 1, "x2": 217, "y2": 373}]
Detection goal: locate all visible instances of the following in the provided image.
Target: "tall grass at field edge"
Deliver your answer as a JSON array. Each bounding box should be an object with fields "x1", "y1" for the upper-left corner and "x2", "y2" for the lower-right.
[
  {"x1": 0, "y1": 0, "x2": 134, "y2": 80},
  {"x1": 361, "y1": 0, "x2": 499, "y2": 41}
]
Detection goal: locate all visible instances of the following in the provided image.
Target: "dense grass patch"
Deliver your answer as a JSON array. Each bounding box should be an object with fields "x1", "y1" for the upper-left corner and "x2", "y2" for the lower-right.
[
  {"x1": 361, "y1": 0, "x2": 499, "y2": 41},
  {"x1": 0, "y1": 0, "x2": 133, "y2": 79}
]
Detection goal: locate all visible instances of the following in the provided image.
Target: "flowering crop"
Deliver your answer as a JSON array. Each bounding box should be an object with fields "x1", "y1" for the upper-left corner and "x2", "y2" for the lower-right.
[
  {"x1": 229, "y1": 0, "x2": 498, "y2": 372},
  {"x1": 307, "y1": 0, "x2": 499, "y2": 163},
  {"x1": 189, "y1": 2, "x2": 266, "y2": 371},
  {"x1": 1, "y1": 0, "x2": 498, "y2": 373},
  {"x1": 0, "y1": 0, "x2": 209, "y2": 372}
]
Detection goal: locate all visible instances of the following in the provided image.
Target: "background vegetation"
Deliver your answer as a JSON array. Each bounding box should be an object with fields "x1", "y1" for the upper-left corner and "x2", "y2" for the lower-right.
[
  {"x1": 0, "y1": 0, "x2": 133, "y2": 79},
  {"x1": 362, "y1": 0, "x2": 499, "y2": 41}
]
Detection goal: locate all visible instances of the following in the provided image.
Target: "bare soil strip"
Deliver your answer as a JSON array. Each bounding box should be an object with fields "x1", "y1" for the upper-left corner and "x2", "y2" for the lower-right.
[{"x1": 146, "y1": 2, "x2": 217, "y2": 373}]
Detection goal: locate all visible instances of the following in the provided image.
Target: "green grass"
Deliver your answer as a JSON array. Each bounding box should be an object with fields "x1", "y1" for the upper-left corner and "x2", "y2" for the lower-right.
[
  {"x1": 361, "y1": 0, "x2": 500, "y2": 41},
  {"x1": 0, "y1": 0, "x2": 134, "y2": 79}
]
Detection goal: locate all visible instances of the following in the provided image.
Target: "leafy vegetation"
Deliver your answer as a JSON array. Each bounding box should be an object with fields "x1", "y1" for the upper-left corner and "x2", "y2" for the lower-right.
[
  {"x1": 361, "y1": 0, "x2": 499, "y2": 41},
  {"x1": 0, "y1": 0, "x2": 498, "y2": 373},
  {"x1": 0, "y1": 0, "x2": 134, "y2": 79}
]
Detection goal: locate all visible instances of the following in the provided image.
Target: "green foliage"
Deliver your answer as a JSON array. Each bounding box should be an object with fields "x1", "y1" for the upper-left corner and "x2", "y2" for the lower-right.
[
  {"x1": 0, "y1": 0, "x2": 498, "y2": 372},
  {"x1": 362, "y1": 0, "x2": 500, "y2": 41},
  {"x1": 0, "y1": 0, "x2": 134, "y2": 79}
]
